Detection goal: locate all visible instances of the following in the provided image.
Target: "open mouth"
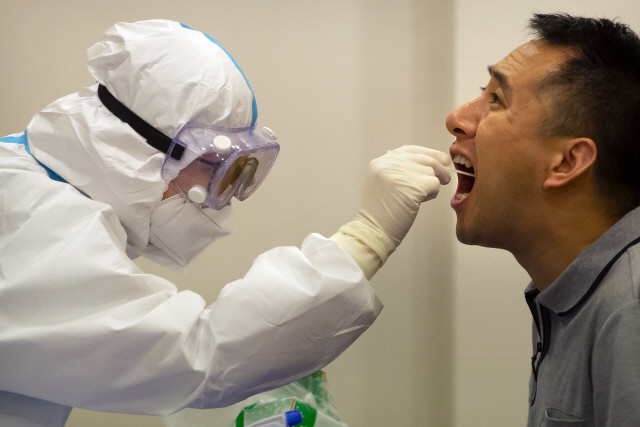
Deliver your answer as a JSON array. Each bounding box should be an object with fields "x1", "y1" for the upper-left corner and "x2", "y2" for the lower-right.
[{"x1": 452, "y1": 154, "x2": 475, "y2": 202}]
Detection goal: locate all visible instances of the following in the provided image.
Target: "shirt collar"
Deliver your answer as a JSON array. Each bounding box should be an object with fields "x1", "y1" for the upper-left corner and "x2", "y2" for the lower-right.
[{"x1": 526, "y1": 205, "x2": 640, "y2": 314}]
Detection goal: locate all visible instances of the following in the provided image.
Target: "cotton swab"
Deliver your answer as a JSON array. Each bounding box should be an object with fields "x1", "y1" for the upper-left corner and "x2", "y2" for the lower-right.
[{"x1": 446, "y1": 167, "x2": 475, "y2": 177}]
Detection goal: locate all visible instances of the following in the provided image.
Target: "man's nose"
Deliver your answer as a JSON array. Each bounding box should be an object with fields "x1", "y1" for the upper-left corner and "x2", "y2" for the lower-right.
[{"x1": 446, "y1": 97, "x2": 481, "y2": 140}]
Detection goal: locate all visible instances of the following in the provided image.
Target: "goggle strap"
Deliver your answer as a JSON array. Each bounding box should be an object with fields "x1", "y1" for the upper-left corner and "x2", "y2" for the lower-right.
[{"x1": 97, "y1": 84, "x2": 185, "y2": 160}]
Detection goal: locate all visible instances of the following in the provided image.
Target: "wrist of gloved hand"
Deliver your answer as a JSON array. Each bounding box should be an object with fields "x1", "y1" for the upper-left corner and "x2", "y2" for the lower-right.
[{"x1": 330, "y1": 217, "x2": 397, "y2": 280}]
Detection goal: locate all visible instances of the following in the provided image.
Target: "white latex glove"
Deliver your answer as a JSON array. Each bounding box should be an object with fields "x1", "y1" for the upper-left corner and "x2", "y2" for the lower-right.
[
  {"x1": 359, "y1": 145, "x2": 451, "y2": 245},
  {"x1": 331, "y1": 146, "x2": 451, "y2": 279}
]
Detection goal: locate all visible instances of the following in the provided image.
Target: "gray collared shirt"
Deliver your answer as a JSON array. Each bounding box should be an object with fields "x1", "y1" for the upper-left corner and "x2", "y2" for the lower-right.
[{"x1": 526, "y1": 205, "x2": 640, "y2": 427}]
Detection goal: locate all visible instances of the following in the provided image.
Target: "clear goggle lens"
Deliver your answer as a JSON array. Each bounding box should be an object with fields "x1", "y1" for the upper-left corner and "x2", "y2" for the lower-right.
[{"x1": 163, "y1": 125, "x2": 279, "y2": 209}]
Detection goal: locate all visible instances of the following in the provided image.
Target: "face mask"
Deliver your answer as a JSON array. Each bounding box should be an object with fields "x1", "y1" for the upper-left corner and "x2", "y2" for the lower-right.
[{"x1": 148, "y1": 195, "x2": 232, "y2": 267}]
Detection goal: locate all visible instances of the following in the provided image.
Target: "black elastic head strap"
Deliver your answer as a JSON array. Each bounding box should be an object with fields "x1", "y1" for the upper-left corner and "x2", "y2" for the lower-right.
[{"x1": 97, "y1": 84, "x2": 185, "y2": 160}]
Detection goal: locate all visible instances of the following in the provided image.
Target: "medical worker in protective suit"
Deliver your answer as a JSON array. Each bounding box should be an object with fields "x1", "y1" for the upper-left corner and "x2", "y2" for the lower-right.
[{"x1": 0, "y1": 20, "x2": 451, "y2": 426}]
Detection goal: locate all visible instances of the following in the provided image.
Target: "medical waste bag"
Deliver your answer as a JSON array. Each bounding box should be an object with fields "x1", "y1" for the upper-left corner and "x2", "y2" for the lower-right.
[{"x1": 163, "y1": 371, "x2": 349, "y2": 427}]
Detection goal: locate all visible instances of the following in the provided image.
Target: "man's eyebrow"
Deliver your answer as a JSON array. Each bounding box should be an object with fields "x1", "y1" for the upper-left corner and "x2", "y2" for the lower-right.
[{"x1": 487, "y1": 65, "x2": 512, "y2": 96}]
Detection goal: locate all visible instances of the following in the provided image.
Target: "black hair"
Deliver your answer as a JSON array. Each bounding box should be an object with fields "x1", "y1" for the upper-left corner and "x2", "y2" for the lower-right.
[{"x1": 530, "y1": 13, "x2": 640, "y2": 216}]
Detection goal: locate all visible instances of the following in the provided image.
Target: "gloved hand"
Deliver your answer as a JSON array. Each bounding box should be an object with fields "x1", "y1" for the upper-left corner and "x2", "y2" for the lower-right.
[
  {"x1": 358, "y1": 145, "x2": 451, "y2": 246},
  {"x1": 331, "y1": 146, "x2": 451, "y2": 279}
]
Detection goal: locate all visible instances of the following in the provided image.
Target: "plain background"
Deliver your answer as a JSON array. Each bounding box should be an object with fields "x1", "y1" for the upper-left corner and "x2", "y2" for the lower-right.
[{"x1": 1, "y1": 1, "x2": 640, "y2": 426}]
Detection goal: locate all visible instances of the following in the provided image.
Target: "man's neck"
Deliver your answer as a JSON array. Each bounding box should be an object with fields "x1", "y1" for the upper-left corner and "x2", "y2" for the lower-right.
[{"x1": 512, "y1": 206, "x2": 619, "y2": 293}]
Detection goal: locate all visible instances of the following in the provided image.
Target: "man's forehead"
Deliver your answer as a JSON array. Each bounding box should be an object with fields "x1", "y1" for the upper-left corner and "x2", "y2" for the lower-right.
[{"x1": 491, "y1": 40, "x2": 569, "y2": 86}]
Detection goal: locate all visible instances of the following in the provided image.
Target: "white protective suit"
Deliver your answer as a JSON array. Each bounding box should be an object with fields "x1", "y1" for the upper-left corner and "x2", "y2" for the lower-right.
[{"x1": 0, "y1": 20, "x2": 450, "y2": 427}]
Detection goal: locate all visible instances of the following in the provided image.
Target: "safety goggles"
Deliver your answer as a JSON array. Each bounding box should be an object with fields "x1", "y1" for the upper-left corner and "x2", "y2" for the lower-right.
[
  {"x1": 96, "y1": 84, "x2": 279, "y2": 209},
  {"x1": 162, "y1": 125, "x2": 280, "y2": 210}
]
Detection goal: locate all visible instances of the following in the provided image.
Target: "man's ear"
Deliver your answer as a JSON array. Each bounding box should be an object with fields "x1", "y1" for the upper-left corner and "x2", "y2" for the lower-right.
[{"x1": 543, "y1": 138, "x2": 597, "y2": 189}]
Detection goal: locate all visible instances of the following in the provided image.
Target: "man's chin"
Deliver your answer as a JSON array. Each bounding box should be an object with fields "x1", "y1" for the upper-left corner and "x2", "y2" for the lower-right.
[
  {"x1": 455, "y1": 223, "x2": 485, "y2": 247},
  {"x1": 455, "y1": 224, "x2": 474, "y2": 245},
  {"x1": 456, "y1": 224, "x2": 514, "y2": 251},
  {"x1": 455, "y1": 234, "x2": 476, "y2": 246}
]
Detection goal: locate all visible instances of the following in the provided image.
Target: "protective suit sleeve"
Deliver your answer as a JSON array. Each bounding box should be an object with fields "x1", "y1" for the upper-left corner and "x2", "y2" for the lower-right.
[{"x1": 0, "y1": 148, "x2": 382, "y2": 416}]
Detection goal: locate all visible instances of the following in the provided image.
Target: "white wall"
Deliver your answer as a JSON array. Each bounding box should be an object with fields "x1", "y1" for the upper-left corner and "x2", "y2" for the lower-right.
[
  {"x1": 2, "y1": 1, "x2": 640, "y2": 426},
  {"x1": 1, "y1": 1, "x2": 455, "y2": 426},
  {"x1": 451, "y1": 1, "x2": 640, "y2": 426}
]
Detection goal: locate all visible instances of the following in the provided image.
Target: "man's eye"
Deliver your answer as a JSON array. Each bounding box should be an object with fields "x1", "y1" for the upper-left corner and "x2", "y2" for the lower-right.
[{"x1": 480, "y1": 87, "x2": 502, "y2": 105}]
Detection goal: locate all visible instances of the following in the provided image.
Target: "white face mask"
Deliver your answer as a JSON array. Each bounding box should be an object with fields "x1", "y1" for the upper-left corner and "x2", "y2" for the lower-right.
[{"x1": 148, "y1": 195, "x2": 232, "y2": 267}]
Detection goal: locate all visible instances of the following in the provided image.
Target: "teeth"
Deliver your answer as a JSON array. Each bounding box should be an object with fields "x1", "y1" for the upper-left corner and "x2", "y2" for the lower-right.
[
  {"x1": 453, "y1": 154, "x2": 472, "y2": 169},
  {"x1": 455, "y1": 192, "x2": 469, "y2": 201}
]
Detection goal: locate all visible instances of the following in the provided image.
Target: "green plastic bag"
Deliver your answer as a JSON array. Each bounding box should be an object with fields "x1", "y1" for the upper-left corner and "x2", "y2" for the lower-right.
[
  {"x1": 234, "y1": 371, "x2": 347, "y2": 427},
  {"x1": 163, "y1": 371, "x2": 349, "y2": 427}
]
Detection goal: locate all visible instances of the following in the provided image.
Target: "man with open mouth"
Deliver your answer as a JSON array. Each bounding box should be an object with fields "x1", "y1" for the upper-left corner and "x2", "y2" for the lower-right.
[{"x1": 446, "y1": 13, "x2": 640, "y2": 427}]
